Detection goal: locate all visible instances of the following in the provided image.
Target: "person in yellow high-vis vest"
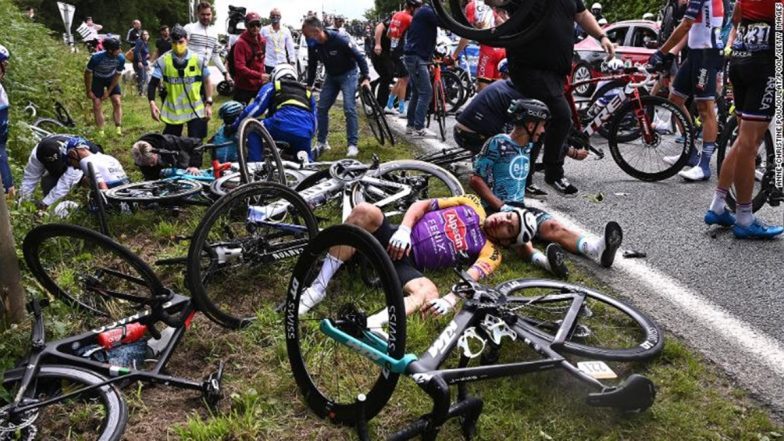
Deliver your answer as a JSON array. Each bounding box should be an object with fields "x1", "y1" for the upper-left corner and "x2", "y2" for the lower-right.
[{"x1": 147, "y1": 25, "x2": 212, "y2": 139}]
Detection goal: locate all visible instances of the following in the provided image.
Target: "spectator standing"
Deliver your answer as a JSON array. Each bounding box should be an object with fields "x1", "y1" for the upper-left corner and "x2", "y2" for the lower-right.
[
  {"x1": 591, "y1": 3, "x2": 604, "y2": 22},
  {"x1": 153, "y1": 25, "x2": 172, "y2": 61},
  {"x1": 374, "y1": 0, "x2": 422, "y2": 115},
  {"x1": 403, "y1": 2, "x2": 440, "y2": 137},
  {"x1": 261, "y1": 8, "x2": 296, "y2": 74},
  {"x1": 0, "y1": 44, "x2": 13, "y2": 198},
  {"x1": 302, "y1": 16, "x2": 370, "y2": 157},
  {"x1": 185, "y1": 2, "x2": 232, "y2": 87},
  {"x1": 84, "y1": 37, "x2": 124, "y2": 137},
  {"x1": 126, "y1": 19, "x2": 142, "y2": 46},
  {"x1": 133, "y1": 30, "x2": 151, "y2": 96},
  {"x1": 147, "y1": 25, "x2": 212, "y2": 140},
  {"x1": 232, "y1": 12, "x2": 268, "y2": 104}
]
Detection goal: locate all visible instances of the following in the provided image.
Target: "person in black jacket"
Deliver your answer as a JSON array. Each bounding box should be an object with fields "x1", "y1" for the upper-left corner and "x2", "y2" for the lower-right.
[{"x1": 130, "y1": 133, "x2": 203, "y2": 180}]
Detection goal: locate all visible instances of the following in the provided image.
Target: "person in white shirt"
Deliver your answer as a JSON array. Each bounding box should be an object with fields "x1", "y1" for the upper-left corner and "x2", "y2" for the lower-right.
[
  {"x1": 261, "y1": 8, "x2": 296, "y2": 74},
  {"x1": 66, "y1": 145, "x2": 129, "y2": 190},
  {"x1": 185, "y1": 2, "x2": 232, "y2": 84}
]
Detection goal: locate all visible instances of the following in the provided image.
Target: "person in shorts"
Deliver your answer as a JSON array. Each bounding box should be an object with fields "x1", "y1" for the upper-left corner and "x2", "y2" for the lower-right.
[{"x1": 84, "y1": 37, "x2": 124, "y2": 136}]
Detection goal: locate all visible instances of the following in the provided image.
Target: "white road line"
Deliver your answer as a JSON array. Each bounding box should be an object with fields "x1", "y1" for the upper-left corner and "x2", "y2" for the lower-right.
[{"x1": 389, "y1": 115, "x2": 784, "y2": 377}]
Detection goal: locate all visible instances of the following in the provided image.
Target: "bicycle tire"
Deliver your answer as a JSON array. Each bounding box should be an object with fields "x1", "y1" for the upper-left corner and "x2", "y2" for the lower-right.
[
  {"x1": 441, "y1": 70, "x2": 466, "y2": 113},
  {"x1": 658, "y1": 2, "x2": 677, "y2": 46},
  {"x1": 23, "y1": 223, "x2": 164, "y2": 320},
  {"x1": 360, "y1": 86, "x2": 386, "y2": 145},
  {"x1": 285, "y1": 224, "x2": 406, "y2": 426},
  {"x1": 350, "y1": 160, "x2": 464, "y2": 215},
  {"x1": 1, "y1": 365, "x2": 128, "y2": 441},
  {"x1": 209, "y1": 172, "x2": 243, "y2": 197},
  {"x1": 416, "y1": 147, "x2": 475, "y2": 168},
  {"x1": 103, "y1": 179, "x2": 203, "y2": 203},
  {"x1": 715, "y1": 117, "x2": 774, "y2": 212},
  {"x1": 495, "y1": 278, "x2": 663, "y2": 361},
  {"x1": 32, "y1": 117, "x2": 67, "y2": 135},
  {"x1": 607, "y1": 95, "x2": 693, "y2": 181},
  {"x1": 187, "y1": 182, "x2": 319, "y2": 329},
  {"x1": 434, "y1": 81, "x2": 447, "y2": 141},
  {"x1": 54, "y1": 101, "x2": 76, "y2": 127},
  {"x1": 86, "y1": 162, "x2": 110, "y2": 236},
  {"x1": 237, "y1": 118, "x2": 286, "y2": 186}
]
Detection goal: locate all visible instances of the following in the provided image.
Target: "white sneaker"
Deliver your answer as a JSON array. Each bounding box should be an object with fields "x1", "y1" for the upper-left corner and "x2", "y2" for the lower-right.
[
  {"x1": 412, "y1": 129, "x2": 428, "y2": 138},
  {"x1": 347, "y1": 145, "x2": 359, "y2": 157},
  {"x1": 679, "y1": 165, "x2": 710, "y2": 181},
  {"x1": 298, "y1": 285, "x2": 326, "y2": 316},
  {"x1": 398, "y1": 112, "x2": 408, "y2": 119},
  {"x1": 384, "y1": 107, "x2": 399, "y2": 116},
  {"x1": 662, "y1": 154, "x2": 681, "y2": 166},
  {"x1": 317, "y1": 141, "x2": 331, "y2": 152}
]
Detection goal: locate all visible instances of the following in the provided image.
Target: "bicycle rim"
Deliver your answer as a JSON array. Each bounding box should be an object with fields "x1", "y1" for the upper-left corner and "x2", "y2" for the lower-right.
[
  {"x1": 22, "y1": 224, "x2": 164, "y2": 323},
  {"x1": 103, "y1": 179, "x2": 202, "y2": 203},
  {"x1": 237, "y1": 118, "x2": 286, "y2": 186},
  {"x1": 1, "y1": 366, "x2": 127, "y2": 441},
  {"x1": 496, "y1": 279, "x2": 663, "y2": 361},
  {"x1": 285, "y1": 225, "x2": 406, "y2": 425},
  {"x1": 187, "y1": 182, "x2": 319, "y2": 329},
  {"x1": 608, "y1": 96, "x2": 693, "y2": 181},
  {"x1": 361, "y1": 87, "x2": 385, "y2": 145}
]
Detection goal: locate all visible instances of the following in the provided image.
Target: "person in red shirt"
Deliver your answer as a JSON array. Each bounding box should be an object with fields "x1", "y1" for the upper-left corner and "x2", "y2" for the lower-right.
[
  {"x1": 454, "y1": 0, "x2": 507, "y2": 92},
  {"x1": 232, "y1": 12, "x2": 268, "y2": 104}
]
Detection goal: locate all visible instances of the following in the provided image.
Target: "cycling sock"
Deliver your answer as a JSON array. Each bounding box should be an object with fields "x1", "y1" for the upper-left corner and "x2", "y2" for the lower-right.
[
  {"x1": 709, "y1": 187, "x2": 728, "y2": 214},
  {"x1": 366, "y1": 308, "x2": 389, "y2": 330},
  {"x1": 386, "y1": 95, "x2": 396, "y2": 109},
  {"x1": 530, "y1": 250, "x2": 551, "y2": 272},
  {"x1": 577, "y1": 235, "x2": 604, "y2": 262},
  {"x1": 312, "y1": 254, "x2": 344, "y2": 292},
  {"x1": 736, "y1": 202, "x2": 754, "y2": 227},
  {"x1": 398, "y1": 100, "x2": 407, "y2": 113},
  {"x1": 698, "y1": 142, "x2": 715, "y2": 171}
]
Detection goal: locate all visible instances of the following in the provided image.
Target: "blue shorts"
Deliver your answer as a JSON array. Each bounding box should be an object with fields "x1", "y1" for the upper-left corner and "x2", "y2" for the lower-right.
[
  {"x1": 91, "y1": 77, "x2": 121, "y2": 98},
  {"x1": 672, "y1": 49, "x2": 723, "y2": 101}
]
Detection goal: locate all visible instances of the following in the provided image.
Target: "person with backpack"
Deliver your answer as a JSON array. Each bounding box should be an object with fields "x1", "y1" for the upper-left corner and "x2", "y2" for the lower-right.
[{"x1": 230, "y1": 12, "x2": 268, "y2": 104}]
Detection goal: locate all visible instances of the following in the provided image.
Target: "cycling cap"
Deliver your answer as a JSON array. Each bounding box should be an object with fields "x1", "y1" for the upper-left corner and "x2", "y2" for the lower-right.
[
  {"x1": 501, "y1": 205, "x2": 538, "y2": 246},
  {"x1": 218, "y1": 100, "x2": 244, "y2": 123},
  {"x1": 0, "y1": 44, "x2": 9, "y2": 62},
  {"x1": 508, "y1": 98, "x2": 550, "y2": 125},
  {"x1": 271, "y1": 63, "x2": 297, "y2": 82},
  {"x1": 497, "y1": 58, "x2": 508, "y2": 75},
  {"x1": 245, "y1": 12, "x2": 261, "y2": 24},
  {"x1": 102, "y1": 37, "x2": 120, "y2": 51},
  {"x1": 170, "y1": 24, "x2": 187, "y2": 41}
]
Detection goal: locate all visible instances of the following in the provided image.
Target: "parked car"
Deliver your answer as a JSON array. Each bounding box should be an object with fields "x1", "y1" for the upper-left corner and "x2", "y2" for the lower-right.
[{"x1": 571, "y1": 20, "x2": 659, "y2": 96}]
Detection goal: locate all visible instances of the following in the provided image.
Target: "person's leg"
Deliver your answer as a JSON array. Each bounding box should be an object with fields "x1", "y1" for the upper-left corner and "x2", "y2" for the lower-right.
[
  {"x1": 540, "y1": 93, "x2": 572, "y2": 184},
  {"x1": 396, "y1": 77, "x2": 409, "y2": 113},
  {"x1": 340, "y1": 71, "x2": 359, "y2": 147},
  {"x1": 412, "y1": 58, "x2": 432, "y2": 131},
  {"x1": 401, "y1": 277, "x2": 440, "y2": 316},
  {"x1": 187, "y1": 117, "x2": 208, "y2": 141},
  {"x1": 404, "y1": 56, "x2": 420, "y2": 129},
  {"x1": 162, "y1": 123, "x2": 184, "y2": 136},
  {"x1": 40, "y1": 173, "x2": 59, "y2": 200},
  {"x1": 316, "y1": 74, "x2": 340, "y2": 144},
  {"x1": 90, "y1": 80, "x2": 105, "y2": 131},
  {"x1": 134, "y1": 65, "x2": 144, "y2": 95},
  {"x1": 110, "y1": 89, "x2": 122, "y2": 133},
  {"x1": 732, "y1": 120, "x2": 773, "y2": 226}
]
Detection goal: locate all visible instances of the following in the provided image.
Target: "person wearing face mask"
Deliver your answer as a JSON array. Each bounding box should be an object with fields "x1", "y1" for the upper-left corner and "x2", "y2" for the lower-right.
[
  {"x1": 232, "y1": 12, "x2": 268, "y2": 104},
  {"x1": 147, "y1": 25, "x2": 212, "y2": 140},
  {"x1": 261, "y1": 8, "x2": 296, "y2": 75},
  {"x1": 185, "y1": 2, "x2": 232, "y2": 85}
]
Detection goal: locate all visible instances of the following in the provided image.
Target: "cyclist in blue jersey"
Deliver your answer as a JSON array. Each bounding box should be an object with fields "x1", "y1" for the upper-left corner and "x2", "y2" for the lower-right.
[
  {"x1": 208, "y1": 101, "x2": 243, "y2": 163},
  {"x1": 470, "y1": 99, "x2": 624, "y2": 277},
  {"x1": 0, "y1": 44, "x2": 13, "y2": 198},
  {"x1": 230, "y1": 64, "x2": 317, "y2": 162},
  {"x1": 84, "y1": 37, "x2": 125, "y2": 137}
]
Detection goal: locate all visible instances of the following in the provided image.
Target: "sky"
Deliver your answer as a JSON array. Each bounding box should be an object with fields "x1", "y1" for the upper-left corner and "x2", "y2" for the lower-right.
[{"x1": 213, "y1": 0, "x2": 376, "y2": 32}]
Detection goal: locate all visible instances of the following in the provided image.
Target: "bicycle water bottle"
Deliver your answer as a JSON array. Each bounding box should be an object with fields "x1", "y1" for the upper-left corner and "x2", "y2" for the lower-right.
[{"x1": 97, "y1": 322, "x2": 147, "y2": 349}]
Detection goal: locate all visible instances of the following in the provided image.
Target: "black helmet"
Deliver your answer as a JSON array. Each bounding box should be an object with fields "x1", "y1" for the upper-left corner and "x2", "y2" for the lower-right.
[
  {"x1": 102, "y1": 37, "x2": 120, "y2": 51},
  {"x1": 508, "y1": 98, "x2": 550, "y2": 125},
  {"x1": 406, "y1": 0, "x2": 424, "y2": 7},
  {"x1": 170, "y1": 24, "x2": 187, "y2": 41}
]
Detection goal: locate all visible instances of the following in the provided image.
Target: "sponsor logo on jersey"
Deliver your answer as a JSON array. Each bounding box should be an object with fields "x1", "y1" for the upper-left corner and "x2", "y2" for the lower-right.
[{"x1": 442, "y1": 208, "x2": 468, "y2": 251}]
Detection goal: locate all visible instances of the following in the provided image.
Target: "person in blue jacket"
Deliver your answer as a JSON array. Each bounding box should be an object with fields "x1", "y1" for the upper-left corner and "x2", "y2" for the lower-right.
[
  {"x1": 230, "y1": 64, "x2": 317, "y2": 162},
  {"x1": 0, "y1": 44, "x2": 13, "y2": 198},
  {"x1": 302, "y1": 16, "x2": 370, "y2": 158}
]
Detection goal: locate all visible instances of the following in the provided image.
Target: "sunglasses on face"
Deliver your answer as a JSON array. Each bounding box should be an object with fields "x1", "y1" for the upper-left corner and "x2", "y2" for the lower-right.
[
  {"x1": 248, "y1": 22, "x2": 262, "y2": 28},
  {"x1": 270, "y1": 15, "x2": 281, "y2": 18}
]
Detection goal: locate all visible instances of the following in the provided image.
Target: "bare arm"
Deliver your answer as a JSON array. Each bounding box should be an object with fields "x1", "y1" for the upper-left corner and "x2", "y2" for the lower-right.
[
  {"x1": 469, "y1": 175, "x2": 504, "y2": 211},
  {"x1": 374, "y1": 22, "x2": 385, "y2": 54},
  {"x1": 400, "y1": 199, "x2": 433, "y2": 229},
  {"x1": 575, "y1": 10, "x2": 614, "y2": 58},
  {"x1": 661, "y1": 18, "x2": 694, "y2": 54}
]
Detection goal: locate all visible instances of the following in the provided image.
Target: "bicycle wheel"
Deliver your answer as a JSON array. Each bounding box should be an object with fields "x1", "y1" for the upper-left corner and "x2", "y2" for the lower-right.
[
  {"x1": 441, "y1": 70, "x2": 466, "y2": 114},
  {"x1": 54, "y1": 101, "x2": 76, "y2": 127},
  {"x1": 715, "y1": 117, "x2": 774, "y2": 212},
  {"x1": 103, "y1": 179, "x2": 203, "y2": 203},
  {"x1": 359, "y1": 85, "x2": 386, "y2": 145},
  {"x1": 285, "y1": 224, "x2": 406, "y2": 425},
  {"x1": 86, "y1": 162, "x2": 109, "y2": 236},
  {"x1": 187, "y1": 182, "x2": 319, "y2": 329},
  {"x1": 351, "y1": 160, "x2": 464, "y2": 220},
  {"x1": 209, "y1": 172, "x2": 243, "y2": 197},
  {"x1": 588, "y1": 81, "x2": 648, "y2": 141},
  {"x1": 1, "y1": 365, "x2": 127, "y2": 441},
  {"x1": 434, "y1": 81, "x2": 447, "y2": 141},
  {"x1": 32, "y1": 117, "x2": 67, "y2": 135},
  {"x1": 416, "y1": 146, "x2": 474, "y2": 168},
  {"x1": 23, "y1": 224, "x2": 164, "y2": 321},
  {"x1": 607, "y1": 95, "x2": 693, "y2": 181},
  {"x1": 496, "y1": 278, "x2": 663, "y2": 361},
  {"x1": 237, "y1": 118, "x2": 286, "y2": 186}
]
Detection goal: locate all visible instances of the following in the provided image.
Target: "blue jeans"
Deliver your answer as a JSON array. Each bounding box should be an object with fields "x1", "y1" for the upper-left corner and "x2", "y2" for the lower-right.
[
  {"x1": 248, "y1": 123, "x2": 313, "y2": 161},
  {"x1": 404, "y1": 55, "x2": 432, "y2": 130},
  {"x1": 317, "y1": 69, "x2": 359, "y2": 146},
  {"x1": 134, "y1": 64, "x2": 148, "y2": 95},
  {"x1": 0, "y1": 141, "x2": 13, "y2": 192}
]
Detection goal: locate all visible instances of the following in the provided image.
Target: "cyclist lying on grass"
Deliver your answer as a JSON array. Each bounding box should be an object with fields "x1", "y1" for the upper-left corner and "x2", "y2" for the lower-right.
[
  {"x1": 469, "y1": 99, "x2": 623, "y2": 278},
  {"x1": 298, "y1": 193, "x2": 539, "y2": 329},
  {"x1": 131, "y1": 133, "x2": 205, "y2": 180}
]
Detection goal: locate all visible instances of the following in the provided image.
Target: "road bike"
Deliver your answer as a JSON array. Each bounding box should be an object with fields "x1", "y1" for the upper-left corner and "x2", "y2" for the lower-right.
[
  {"x1": 22, "y1": 99, "x2": 77, "y2": 141},
  {"x1": 426, "y1": 60, "x2": 449, "y2": 142},
  {"x1": 1, "y1": 224, "x2": 226, "y2": 440},
  {"x1": 187, "y1": 158, "x2": 464, "y2": 329},
  {"x1": 359, "y1": 83, "x2": 396, "y2": 146},
  {"x1": 284, "y1": 224, "x2": 664, "y2": 440}
]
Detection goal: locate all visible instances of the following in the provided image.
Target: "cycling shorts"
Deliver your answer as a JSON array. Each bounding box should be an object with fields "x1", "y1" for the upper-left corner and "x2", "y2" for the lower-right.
[
  {"x1": 453, "y1": 126, "x2": 487, "y2": 154},
  {"x1": 729, "y1": 57, "x2": 775, "y2": 122},
  {"x1": 393, "y1": 55, "x2": 409, "y2": 78},
  {"x1": 672, "y1": 49, "x2": 723, "y2": 101},
  {"x1": 372, "y1": 218, "x2": 425, "y2": 288},
  {"x1": 91, "y1": 77, "x2": 121, "y2": 98},
  {"x1": 476, "y1": 45, "x2": 506, "y2": 83}
]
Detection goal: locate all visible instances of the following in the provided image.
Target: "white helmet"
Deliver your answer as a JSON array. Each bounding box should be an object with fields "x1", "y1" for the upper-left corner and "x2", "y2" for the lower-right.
[
  {"x1": 0, "y1": 44, "x2": 9, "y2": 62},
  {"x1": 271, "y1": 63, "x2": 297, "y2": 82},
  {"x1": 502, "y1": 206, "x2": 538, "y2": 245},
  {"x1": 598, "y1": 18, "x2": 608, "y2": 25},
  {"x1": 604, "y1": 58, "x2": 625, "y2": 72},
  {"x1": 642, "y1": 12, "x2": 655, "y2": 20},
  {"x1": 591, "y1": 2, "x2": 602, "y2": 10}
]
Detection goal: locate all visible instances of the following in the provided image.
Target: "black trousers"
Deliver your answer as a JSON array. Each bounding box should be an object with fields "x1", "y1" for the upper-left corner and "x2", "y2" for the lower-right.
[
  {"x1": 163, "y1": 118, "x2": 207, "y2": 140},
  {"x1": 509, "y1": 67, "x2": 572, "y2": 183},
  {"x1": 370, "y1": 53, "x2": 395, "y2": 106}
]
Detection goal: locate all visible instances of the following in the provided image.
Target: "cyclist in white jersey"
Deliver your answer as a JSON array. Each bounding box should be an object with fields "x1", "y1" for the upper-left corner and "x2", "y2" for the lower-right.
[
  {"x1": 65, "y1": 144, "x2": 128, "y2": 190},
  {"x1": 185, "y1": 2, "x2": 232, "y2": 84}
]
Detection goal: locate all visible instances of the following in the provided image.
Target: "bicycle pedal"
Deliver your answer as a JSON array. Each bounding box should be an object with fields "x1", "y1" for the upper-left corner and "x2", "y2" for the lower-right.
[
  {"x1": 480, "y1": 315, "x2": 517, "y2": 345},
  {"x1": 202, "y1": 360, "x2": 225, "y2": 408}
]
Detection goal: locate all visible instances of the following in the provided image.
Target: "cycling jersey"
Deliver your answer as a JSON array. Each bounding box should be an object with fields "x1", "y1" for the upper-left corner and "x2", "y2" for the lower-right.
[
  {"x1": 388, "y1": 10, "x2": 413, "y2": 53},
  {"x1": 411, "y1": 194, "x2": 502, "y2": 278},
  {"x1": 79, "y1": 153, "x2": 128, "y2": 188},
  {"x1": 732, "y1": 0, "x2": 776, "y2": 55},
  {"x1": 86, "y1": 51, "x2": 126, "y2": 79},
  {"x1": 473, "y1": 134, "x2": 532, "y2": 206},
  {"x1": 465, "y1": 1, "x2": 507, "y2": 81},
  {"x1": 683, "y1": 0, "x2": 725, "y2": 49},
  {"x1": 232, "y1": 81, "x2": 317, "y2": 140},
  {"x1": 210, "y1": 126, "x2": 238, "y2": 163},
  {"x1": 0, "y1": 82, "x2": 8, "y2": 144}
]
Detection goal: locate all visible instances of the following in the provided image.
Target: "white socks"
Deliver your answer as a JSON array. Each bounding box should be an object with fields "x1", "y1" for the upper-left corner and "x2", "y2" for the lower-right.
[
  {"x1": 577, "y1": 236, "x2": 604, "y2": 263},
  {"x1": 530, "y1": 250, "x2": 552, "y2": 272},
  {"x1": 709, "y1": 187, "x2": 728, "y2": 214}
]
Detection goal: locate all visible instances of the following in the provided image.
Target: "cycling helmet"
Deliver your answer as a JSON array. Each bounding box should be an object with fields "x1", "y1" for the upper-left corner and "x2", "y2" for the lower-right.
[
  {"x1": 0, "y1": 44, "x2": 9, "y2": 62},
  {"x1": 271, "y1": 63, "x2": 297, "y2": 82},
  {"x1": 501, "y1": 205, "x2": 538, "y2": 246},
  {"x1": 598, "y1": 18, "x2": 608, "y2": 26},
  {"x1": 434, "y1": 40, "x2": 450, "y2": 58},
  {"x1": 603, "y1": 58, "x2": 625, "y2": 72},
  {"x1": 218, "y1": 100, "x2": 244, "y2": 124},
  {"x1": 102, "y1": 37, "x2": 120, "y2": 51},
  {"x1": 217, "y1": 80, "x2": 235, "y2": 96},
  {"x1": 64, "y1": 136, "x2": 90, "y2": 152},
  {"x1": 170, "y1": 24, "x2": 187, "y2": 41},
  {"x1": 642, "y1": 12, "x2": 655, "y2": 20},
  {"x1": 591, "y1": 2, "x2": 602, "y2": 11},
  {"x1": 508, "y1": 98, "x2": 550, "y2": 125},
  {"x1": 497, "y1": 58, "x2": 509, "y2": 75}
]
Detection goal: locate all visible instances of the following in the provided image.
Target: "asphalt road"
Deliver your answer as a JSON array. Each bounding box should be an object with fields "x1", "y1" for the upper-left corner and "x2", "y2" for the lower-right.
[{"x1": 383, "y1": 107, "x2": 784, "y2": 419}]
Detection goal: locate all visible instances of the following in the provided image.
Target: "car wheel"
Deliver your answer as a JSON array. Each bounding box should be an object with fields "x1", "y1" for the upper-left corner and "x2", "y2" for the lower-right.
[{"x1": 573, "y1": 63, "x2": 595, "y2": 97}]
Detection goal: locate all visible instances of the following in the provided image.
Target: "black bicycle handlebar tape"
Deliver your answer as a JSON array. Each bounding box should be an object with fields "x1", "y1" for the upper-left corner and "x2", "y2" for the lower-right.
[{"x1": 148, "y1": 76, "x2": 161, "y2": 101}]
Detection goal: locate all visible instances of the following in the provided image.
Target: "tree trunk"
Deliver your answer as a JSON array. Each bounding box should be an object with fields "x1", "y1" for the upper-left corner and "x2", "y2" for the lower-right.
[{"x1": 0, "y1": 193, "x2": 26, "y2": 327}]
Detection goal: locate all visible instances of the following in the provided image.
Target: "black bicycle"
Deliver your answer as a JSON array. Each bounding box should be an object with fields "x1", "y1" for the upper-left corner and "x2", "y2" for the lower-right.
[
  {"x1": 359, "y1": 84, "x2": 396, "y2": 146},
  {"x1": 285, "y1": 225, "x2": 664, "y2": 440},
  {"x1": 2, "y1": 224, "x2": 225, "y2": 440}
]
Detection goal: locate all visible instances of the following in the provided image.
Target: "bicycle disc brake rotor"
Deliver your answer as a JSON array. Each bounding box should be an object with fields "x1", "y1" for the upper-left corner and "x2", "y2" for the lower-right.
[
  {"x1": 329, "y1": 159, "x2": 367, "y2": 183},
  {"x1": 0, "y1": 401, "x2": 40, "y2": 437}
]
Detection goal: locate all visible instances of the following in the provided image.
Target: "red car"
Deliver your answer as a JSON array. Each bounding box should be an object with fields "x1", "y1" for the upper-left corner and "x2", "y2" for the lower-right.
[{"x1": 571, "y1": 20, "x2": 659, "y2": 96}]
